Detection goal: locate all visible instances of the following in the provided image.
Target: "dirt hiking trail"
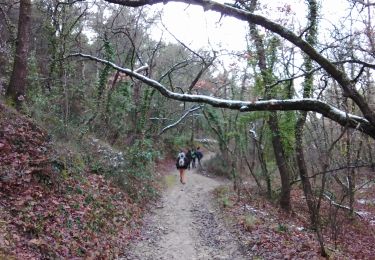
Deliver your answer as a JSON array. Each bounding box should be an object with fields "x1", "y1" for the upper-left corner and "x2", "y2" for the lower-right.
[{"x1": 122, "y1": 163, "x2": 247, "y2": 260}]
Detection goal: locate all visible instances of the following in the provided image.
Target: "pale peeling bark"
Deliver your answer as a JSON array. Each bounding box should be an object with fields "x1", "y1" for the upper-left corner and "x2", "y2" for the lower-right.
[
  {"x1": 104, "y1": 0, "x2": 375, "y2": 127},
  {"x1": 69, "y1": 53, "x2": 375, "y2": 139}
]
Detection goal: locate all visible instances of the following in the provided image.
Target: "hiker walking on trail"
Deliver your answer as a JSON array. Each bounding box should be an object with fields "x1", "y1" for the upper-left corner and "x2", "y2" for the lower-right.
[
  {"x1": 191, "y1": 148, "x2": 197, "y2": 168},
  {"x1": 176, "y1": 150, "x2": 189, "y2": 184},
  {"x1": 186, "y1": 149, "x2": 193, "y2": 170},
  {"x1": 196, "y1": 146, "x2": 203, "y2": 168}
]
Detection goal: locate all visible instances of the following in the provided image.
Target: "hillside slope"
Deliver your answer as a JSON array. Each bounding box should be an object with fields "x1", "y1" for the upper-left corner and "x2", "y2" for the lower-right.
[{"x1": 0, "y1": 103, "x2": 149, "y2": 259}]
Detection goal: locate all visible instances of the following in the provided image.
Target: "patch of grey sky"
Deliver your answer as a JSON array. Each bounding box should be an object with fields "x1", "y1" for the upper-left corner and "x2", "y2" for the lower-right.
[
  {"x1": 149, "y1": 0, "x2": 356, "y2": 91},
  {"x1": 151, "y1": 0, "x2": 351, "y2": 51},
  {"x1": 84, "y1": 0, "x2": 354, "y2": 58},
  {"x1": 83, "y1": 0, "x2": 371, "y2": 96}
]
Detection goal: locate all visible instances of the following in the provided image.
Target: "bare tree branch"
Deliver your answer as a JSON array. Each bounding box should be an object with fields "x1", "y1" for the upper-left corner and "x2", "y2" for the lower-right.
[
  {"x1": 159, "y1": 19, "x2": 216, "y2": 93},
  {"x1": 323, "y1": 193, "x2": 363, "y2": 218},
  {"x1": 350, "y1": 0, "x2": 375, "y2": 7},
  {"x1": 150, "y1": 117, "x2": 170, "y2": 120},
  {"x1": 334, "y1": 59, "x2": 375, "y2": 69},
  {"x1": 68, "y1": 52, "x2": 375, "y2": 139},
  {"x1": 56, "y1": 0, "x2": 85, "y2": 10},
  {"x1": 187, "y1": 56, "x2": 215, "y2": 93},
  {"x1": 158, "y1": 59, "x2": 194, "y2": 83},
  {"x1": 158, "y1": 105, "x2": 203, "y2": 135},
  {"x1": 266, "y1": 66, "x2": 322, "y2": 89},
  {"x1": 104, "y1": 0, "x2": 375, "y2": 126},
  {"x1": 352, "y1": 66, "x2": 366, "y2": 83}
]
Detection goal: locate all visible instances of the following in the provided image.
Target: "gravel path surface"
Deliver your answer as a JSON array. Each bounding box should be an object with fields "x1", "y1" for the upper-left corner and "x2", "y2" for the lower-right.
[{"x1": 122, "y1": 166, "x2": 248, "y2": 260}]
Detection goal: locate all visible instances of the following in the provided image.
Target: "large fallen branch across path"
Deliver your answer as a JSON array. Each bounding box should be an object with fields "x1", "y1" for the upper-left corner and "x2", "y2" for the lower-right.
[
  {"x1": 69, "y1": 53, "x2": 375, "y2": 139},
  {"x1": 103, "y1": 0, "x2": 375, "y2": 127}
]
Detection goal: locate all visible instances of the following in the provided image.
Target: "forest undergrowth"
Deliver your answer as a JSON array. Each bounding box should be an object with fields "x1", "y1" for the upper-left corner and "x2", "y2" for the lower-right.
[
  {"x1": 1, "y1": 102, "x2": 375, "y2": 259},
  {"x1": 212, "y1": 175, "x2": 375, "y2": 259},
  {"x1": 0, "y1": 103, "x2": 171, "y2": 259}
]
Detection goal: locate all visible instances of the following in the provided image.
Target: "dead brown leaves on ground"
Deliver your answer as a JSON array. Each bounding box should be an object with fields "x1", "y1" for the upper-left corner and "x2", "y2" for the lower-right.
[
  {"x1": 214, "y1": 183, "x2": 375, "y2": 259},
  {"x1": 0, "y1": 104, "x2": 147, "y2": 259}
]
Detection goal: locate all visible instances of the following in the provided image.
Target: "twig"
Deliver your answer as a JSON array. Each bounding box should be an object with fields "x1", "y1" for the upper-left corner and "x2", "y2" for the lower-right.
[
  {"x1": 158, "y1": 105, "x2": 203, "y2": 135},
  {"x1": 323, "y1": 193, "x2": 363, "y2": 218}
]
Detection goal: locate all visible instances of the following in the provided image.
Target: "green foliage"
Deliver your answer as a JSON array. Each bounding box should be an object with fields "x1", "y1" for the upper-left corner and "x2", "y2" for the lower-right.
[
  {"x1": 104, "y1": 81, "x2": 133, "y2": 136},
  {"x1": 279, "y1": 111, "x2": 297, "y2": 156},
  {"x1": 243, "y1": 214, "x2": 260, "y2": 231},
  {"x1": 221, "y1": 196, "x2": 233, "y2": 208},
  {"x1": 253, "y1": 74, "x2": 265, "y2": 95},
  {"x1": 82, "y1": 137, "x2": 159, "y2": 202},
  {"x1": 276, "y1": 223, "x2": 289, "y2": 233},
  {"x1": 137, "y1": 88, "x2": 155, "y2": 132},
  {"x1": 97, "y1": 37, "x2": 114, "y2": 100},
  {"x1": 238, "y1": 111, "x2": 267, "y2": 125},
  {"x1": 215, "y1": 186, "x2": 233, "y2": 208},
  {"x1": 164, "y1": 134, "x2": 191, "y2": 155},
  {"x1": 25, "y1": 51, "x2": 55, "y2": 122},
  {"x1": 266, "y1": 36, "x2": 281, "y2": 71},
  {"x1": 225, "y1": 130, "x2": 240, "y2": 140},
  {"x1": 205, "y1": 154, "x2": 231, "y2": 178},
  {"x1": 127, "y1": 138, "x2": 159, "y2": 168},
  {"x1": 25, "y1": 58, "x2": 89, "y2": 140},
  {"x1": 205, "y1": 107, "x2": 222, "y2": 129},
  {"x1": 204, "y1": 107, "x2": 228, "y2": 151}
]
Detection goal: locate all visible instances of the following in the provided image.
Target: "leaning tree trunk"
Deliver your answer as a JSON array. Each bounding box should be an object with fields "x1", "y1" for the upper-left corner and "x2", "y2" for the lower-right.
[
  {"x1": 6, "y1": 0, "x2": 32, "y2": 110},
  {"x1": 268, "y1": 114, "x2": 291, "y2": 210},
  {"x1": 294, "y1": 0, "x2": 327, "y2": 256},
  {"x1": 248, "y1": 0, "x2": 291, "y2": 211},
  {"x1": 296, "y1": 113, "x2": 326, "y2": 256}
]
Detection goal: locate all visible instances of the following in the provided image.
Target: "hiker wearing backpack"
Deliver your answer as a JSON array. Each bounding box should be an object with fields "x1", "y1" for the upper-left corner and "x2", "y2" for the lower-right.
[
  {"x1": 176, "y1": 150, "x2": 189, "y2": 184},
  {"x1": 186, "y1": 149, "x2": 193, "y2": 170},
  {"x1": 191, "y1": 148, "x2": 197, "y2": 168},
  {"x1": 196, "y1": 146, "x2": 203, "y2": 168}
]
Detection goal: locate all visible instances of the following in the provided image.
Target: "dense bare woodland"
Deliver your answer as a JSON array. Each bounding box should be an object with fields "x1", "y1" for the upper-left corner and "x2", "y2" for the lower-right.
[{"x1": 1, "y1": 0, "x2": 375, "y2": 258}]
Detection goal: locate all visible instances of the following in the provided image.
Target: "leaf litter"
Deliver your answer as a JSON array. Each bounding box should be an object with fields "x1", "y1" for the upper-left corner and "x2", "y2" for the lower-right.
[{"x1": 0, "y1": 104, "x2": 148, "y2": 259}]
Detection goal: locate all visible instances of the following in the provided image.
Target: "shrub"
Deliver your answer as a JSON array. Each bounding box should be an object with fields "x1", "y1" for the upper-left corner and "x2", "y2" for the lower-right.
[
  {"x1": 243, "y1": 214, "x2": 260, "y2": 231},
  {"x1": 215, "y1": 186, "x2": 233, "y2": 208},
  {"x1": 163, "y1": 135, "x2": 191, "y2": 156},
  {"x1": 205, "y1": 154, "x2": 231, "y2": 177},
  {"x1": 81, "y1": 137, "x2": 160, "y2": 203}
]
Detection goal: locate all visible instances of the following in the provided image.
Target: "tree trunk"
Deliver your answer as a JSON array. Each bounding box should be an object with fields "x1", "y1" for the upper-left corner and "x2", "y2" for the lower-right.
[
  {"x1": 294, "y1": 0, "x2": 327, "y2": 256},
  {"x1": 268, "y1": 113, "x2": 291, "y2": 210},
  {"x1": 6, "y1": 0, "x2": 32, "y2": 110},
  {"x1": 295, "y1": 114, "x2": 328, "y2": 257},
  {"x1": 248, "y1": 0, "x2": 291, "y2": 210},
  {"x1": 295, "y1": 115, "x2": 317, "y2": 221}
]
